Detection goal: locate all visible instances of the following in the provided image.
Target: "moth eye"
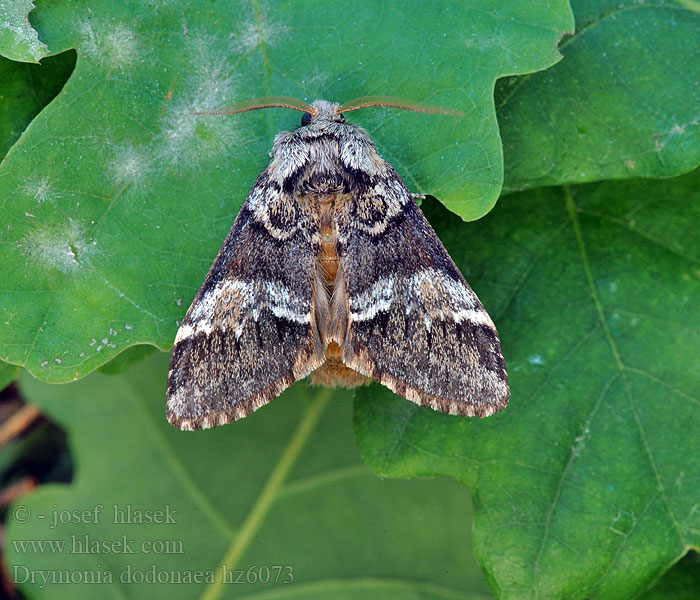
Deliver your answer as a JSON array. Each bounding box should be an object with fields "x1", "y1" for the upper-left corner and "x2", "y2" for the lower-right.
[{"x1": 301, "y1": 112, "x2": 312, "y2": 126}]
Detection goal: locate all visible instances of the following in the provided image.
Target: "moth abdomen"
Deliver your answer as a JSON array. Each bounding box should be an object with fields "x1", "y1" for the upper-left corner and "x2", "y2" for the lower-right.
[{"x1": 309, "y1": 341, "x2": 372, "y2": 388}]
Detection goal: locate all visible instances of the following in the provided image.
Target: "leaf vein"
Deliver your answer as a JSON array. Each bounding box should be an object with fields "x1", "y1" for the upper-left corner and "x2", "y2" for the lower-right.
[{"x1": 200, "y1": 390, "x2": 330, "y2": 600}]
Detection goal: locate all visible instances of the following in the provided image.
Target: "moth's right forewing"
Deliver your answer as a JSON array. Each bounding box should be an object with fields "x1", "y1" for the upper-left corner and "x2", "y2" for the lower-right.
[
  {"x1": 337, "y1": 178, "x2": 509, "y2": 417},
  {"x1": 167, "y1": 172, "x2": 324, "y2": 430}
]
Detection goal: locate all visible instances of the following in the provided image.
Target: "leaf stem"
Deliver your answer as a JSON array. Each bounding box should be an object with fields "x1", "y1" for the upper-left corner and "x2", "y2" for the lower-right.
[{"x1": 200, "y1": 388, "x2": 331, "y2": 600}]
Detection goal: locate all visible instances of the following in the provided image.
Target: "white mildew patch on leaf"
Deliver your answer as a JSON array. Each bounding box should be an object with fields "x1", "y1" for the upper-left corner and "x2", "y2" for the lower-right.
[
  {"x1": 654, "y1": 112, "x2": 700, "y2": 154},
  {"x1": 106, "y1": 141, "x2": 153, "y2": 188},
  {"x1": 18, "y1": 219, "x2": 97, "y2": 274},
  {"x1": 88, "y1": 327, "x2": 120, "y2": 354},
  {"x1": 35, "y1": 325, "x2": 121, "y2": 371},
  {"x1": 156, "y1": 36, "x2": 241, "y2": 166},
  {"x1": 299, "y1": 65, "x2": 332, "y2": 91},
  {"x1": 0, "y1": 0, "x2": 49, "y2": 62},
  {"x1": 230, "y1": 5, "x2": 287, "y2": 54},
  {"x1": 157, "y1": 99, "x2": 240, "y2": 166},
  {"x1": 23, "y1": 175, "x2": 56, "y2": 204},
  {"x1": 187, "y1": 33, "x2": 240, "y2": 103},
  {"x1": 79, "y1": 19, "x2": 138, "y2": 70}
]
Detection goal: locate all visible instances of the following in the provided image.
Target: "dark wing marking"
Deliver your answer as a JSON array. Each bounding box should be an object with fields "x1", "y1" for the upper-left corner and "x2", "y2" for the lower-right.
[
  {"x1": 336, "y1": 173, "x2": 509, "y2": 417},
  {"x1": 167, "y1": 172, "x2": 324, "y2": 430}
]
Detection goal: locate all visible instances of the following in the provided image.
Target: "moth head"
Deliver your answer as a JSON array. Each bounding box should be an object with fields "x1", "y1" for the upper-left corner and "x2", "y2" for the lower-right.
[
  {"x1": 304, "y1": 100, "x2": 345, "y2": 125},
  {"x1": 195, "y1": 95, "x2": 463, "y2": 126}
]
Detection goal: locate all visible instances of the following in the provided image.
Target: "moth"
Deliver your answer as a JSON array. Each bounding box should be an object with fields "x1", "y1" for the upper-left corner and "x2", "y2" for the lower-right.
[{"x1": 167, "y1": 96, "x2": 509, "y2": 430}]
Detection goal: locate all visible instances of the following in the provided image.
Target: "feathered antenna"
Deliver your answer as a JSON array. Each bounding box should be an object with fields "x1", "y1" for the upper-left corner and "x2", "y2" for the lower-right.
[
  {"x1": 195, "y1": 96, "x2": 316, "y2": 116},
  {"x1": 337, "y1": 95, "x2": 463, "y2": 117}
]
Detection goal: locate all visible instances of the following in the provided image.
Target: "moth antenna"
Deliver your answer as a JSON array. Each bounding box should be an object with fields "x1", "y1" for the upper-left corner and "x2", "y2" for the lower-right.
[
  {"x1": 337, "y1": 95, "x2": 463, "y2": 117},
  {"x1": 195, "y1": 96, "x2": 316, "y2": 116}
]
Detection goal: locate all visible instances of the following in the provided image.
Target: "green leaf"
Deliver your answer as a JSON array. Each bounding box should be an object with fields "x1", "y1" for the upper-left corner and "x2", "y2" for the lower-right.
[
  {"x1": 355, "y1": 168, "x2": 700, "y2": 599},
  {"x1": 7, "y1": 352, "x2": 494, "y2": 599},
  {"x1": 0, "y1": 0, "x2": 573, "y2": 382},
  {"x1": 498, "y1": 0, "x2": 700, "y2": 192},
  {"x1": 0, "y1": 1, "x2": 49, "y2": 63},
  {"x1": 0, "y1": 51, "x2": 75, "y2": 160}
]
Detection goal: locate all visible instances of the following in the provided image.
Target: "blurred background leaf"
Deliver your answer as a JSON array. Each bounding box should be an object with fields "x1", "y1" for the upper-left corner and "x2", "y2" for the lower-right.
[{"x1": 7, "y1": 352, "x2": 494, "y2": 599}]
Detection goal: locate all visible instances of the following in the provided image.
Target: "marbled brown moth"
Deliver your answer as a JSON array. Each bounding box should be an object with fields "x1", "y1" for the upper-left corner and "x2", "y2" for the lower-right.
[{"x1": 167, "y1": 96, "x2": 509, "y2": 430}]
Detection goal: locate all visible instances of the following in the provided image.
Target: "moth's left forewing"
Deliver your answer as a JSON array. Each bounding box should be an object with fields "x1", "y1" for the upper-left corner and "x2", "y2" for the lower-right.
[
  {"x1": 337, "y1": 169, "x2": 509, "y2": 417},
  {"x1": 167, "y1": 171, "x2": 324, "y2": 430}
]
